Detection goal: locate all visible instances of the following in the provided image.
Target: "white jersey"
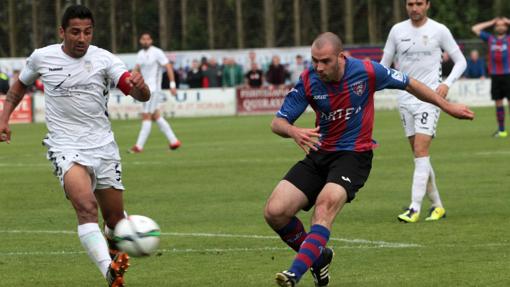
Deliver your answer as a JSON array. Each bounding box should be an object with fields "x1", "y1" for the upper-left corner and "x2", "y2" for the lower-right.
[
  {"x1": 136, "y1": 46, "x2": 168, "y2": 92},
  {"x1": 19, "y1": 44, "x2": 127, "y2": 149},
  {"x1": 381, "y1": 18, "x2": 462, "y2": 105}
]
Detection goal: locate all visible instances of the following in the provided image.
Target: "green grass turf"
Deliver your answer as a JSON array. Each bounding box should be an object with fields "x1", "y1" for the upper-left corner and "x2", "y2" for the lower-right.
[{"x1": 1, "y1": 107, "x2": 509, "y2": 286}]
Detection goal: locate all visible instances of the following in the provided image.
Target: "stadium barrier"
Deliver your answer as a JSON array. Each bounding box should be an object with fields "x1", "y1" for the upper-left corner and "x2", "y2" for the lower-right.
[
  {"x1": 0, "y1": 94, "x2": 33, "y2": 123},
  {"x1": 23, "y1": 78, "x2": 494, "y2": 123}
]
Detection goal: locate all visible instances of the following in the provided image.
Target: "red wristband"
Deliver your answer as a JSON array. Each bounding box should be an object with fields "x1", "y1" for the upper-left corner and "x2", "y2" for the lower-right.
[{"x1": 117, "y1": 71, "x2": 132, "y2": 95}]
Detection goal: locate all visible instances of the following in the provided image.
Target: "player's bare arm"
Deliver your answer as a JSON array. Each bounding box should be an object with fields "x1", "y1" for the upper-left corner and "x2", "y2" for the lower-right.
[
  {"x1": 165, "y1": 63, "x2": 177, "y2": 95},
  {"x1": 0, "y1": 80, "x2": 28, "y2": 143},
  {"x1": 472, "y1": 18, "x2": 497, "y2": 36},
  {"x1": 271, "y1": 117, "x2": 321, "y2": 154},
  {"x1": 406, "y1": 78, "x2": 475, "y2": 120},
  {"x1": 124, "y1": 71, "x2": 150, "y2": 102}
]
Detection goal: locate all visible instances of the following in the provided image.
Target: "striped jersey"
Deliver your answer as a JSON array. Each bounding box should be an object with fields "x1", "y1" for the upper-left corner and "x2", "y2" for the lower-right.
[
  {"x1": 276, "y1": 57, "x2": 409, "y2": 152},
  {"x1": 479, "y1": 31, "x2": 510, "y2": 75}
]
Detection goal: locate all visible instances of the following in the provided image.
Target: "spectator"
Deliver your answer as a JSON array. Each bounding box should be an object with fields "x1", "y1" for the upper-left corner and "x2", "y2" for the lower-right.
[
  {"x1": 187, "y1": 59, "x2": 203, "y2": 88},
  {"x1": 202, "y1": 57, "x2": 221, "y2": 87},
  {"x1": 222, "y1": 57, "x2": 243, "y2": 87},
  {"x1": 244, "y1": 50, "x2": 257, "y2": 73},
  {"x1": 266, "y1": 55, "x2": 288, "y2": 87},
  {"x1": 245, "y1": 62, "x2": 263, "y2": 88},
  {"x1": 289, "y1": 54, "x2": 306, "y2": 84},
  {"x1": 464, "y1": 49, "x2": 487, "y2": 79},
  {"x1": 0, "y1": 71, "x2": 9, "y2": 94}
]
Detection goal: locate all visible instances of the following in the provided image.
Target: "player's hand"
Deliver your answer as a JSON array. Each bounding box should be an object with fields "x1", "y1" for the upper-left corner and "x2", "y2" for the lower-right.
[
  {"x1": 127, "y1": 71, "x2": 146, "y2": 90},
  {"x1": 0, "y1": 122, "x2": 11, "y2": 143},
  {"x1": 288, "y1": 126, "x2": 321, "y2": 154},
  {"x1": 445, "y1": 103, "x2": 475, "y2": 120},
  {"x1": 170, "y1": 87, "x2": 177, "y2": 96},
  {"x1": 435, "y1": 84, "x2": 449, "y2": 98}
]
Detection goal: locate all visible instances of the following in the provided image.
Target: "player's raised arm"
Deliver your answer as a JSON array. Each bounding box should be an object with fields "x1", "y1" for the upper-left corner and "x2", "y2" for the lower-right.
[
  {"x1": 0, "y1": 80, "x2": 28, "y2": 143},
  {"x1": 472, "y1": 18, "x2": 497, "y2": 36},
  {"x1": 405, "y1": 78, "x2": 474, "y2": 120}
]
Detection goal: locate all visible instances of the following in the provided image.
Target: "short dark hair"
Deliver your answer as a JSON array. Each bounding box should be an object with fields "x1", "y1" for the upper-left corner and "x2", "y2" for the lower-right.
[
  {"x1": 61, "y1": 5, "x2": 94, "y2": 29},
  {"x1": 139, "y1": 32, "x2": 152, "y2": 39}
]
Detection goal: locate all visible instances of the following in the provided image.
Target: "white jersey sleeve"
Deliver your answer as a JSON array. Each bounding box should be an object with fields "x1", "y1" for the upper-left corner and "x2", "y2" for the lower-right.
[
  {"x1": 380, "y1": 26, "x2": 397, "y2": 68},
  {"x1": 19, "y1": 50, "x2": 42, "y2": 86},
  {"x1": 156, "y1": 49, "x2": 169, "y2": 66},
  {"x1": 438, "y1": 25, "x2": 466, "y2": 87},
  {"x1": 105, "y1": 52, "x2": 129, "y2": 87}
]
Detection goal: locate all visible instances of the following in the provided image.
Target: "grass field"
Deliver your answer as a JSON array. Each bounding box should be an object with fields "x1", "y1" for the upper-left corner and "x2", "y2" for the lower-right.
[{"x1": 1, "y1": 107, "x2": 509, "y2": 286}]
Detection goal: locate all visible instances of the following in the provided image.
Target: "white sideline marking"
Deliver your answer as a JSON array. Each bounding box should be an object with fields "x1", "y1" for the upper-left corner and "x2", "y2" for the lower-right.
[{"x1": 1, "y1": 229, "x2": 420, "y2": 248}]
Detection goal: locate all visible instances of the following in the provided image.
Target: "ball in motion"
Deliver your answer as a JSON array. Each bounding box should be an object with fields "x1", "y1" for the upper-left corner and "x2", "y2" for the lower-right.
[{"x1": 114, "y1": 215, "x2": 161, "y2": 257}]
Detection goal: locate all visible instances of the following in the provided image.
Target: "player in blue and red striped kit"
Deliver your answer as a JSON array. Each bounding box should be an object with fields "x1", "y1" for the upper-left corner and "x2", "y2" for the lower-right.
[
  {"x1": 264, "y1": 32, "x2": 474, "y2": 287},
  {"x1": 472, "y1": 17, "x2": 510, "y2": 137}
]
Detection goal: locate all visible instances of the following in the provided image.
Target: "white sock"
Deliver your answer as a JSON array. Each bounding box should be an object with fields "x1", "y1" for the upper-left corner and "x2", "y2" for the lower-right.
[
  {"x1": 135, "y1": 120, "x2": 152, "y2": 148},
  {"x1": 156, "y1": 117, "x2": 178, "y2": 144},
  {"x1": 426, "y1": 165, "x2": 443, "y2": 208},
  {"x1": 410, "y1": 156, "x2": 431, "y2": 213},
  {"x1": 78, "y1": 223, "x2": 111, "y2": 278}
]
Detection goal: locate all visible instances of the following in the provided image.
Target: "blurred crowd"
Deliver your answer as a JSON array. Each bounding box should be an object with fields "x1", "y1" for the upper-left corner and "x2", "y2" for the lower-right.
[{"x1": 0, "y1": 48, "x2": 492, "y2": 95}]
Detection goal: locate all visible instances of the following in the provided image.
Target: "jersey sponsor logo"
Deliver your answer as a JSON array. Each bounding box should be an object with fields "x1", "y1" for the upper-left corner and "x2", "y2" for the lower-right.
[
  {"x1": 320, "y1": 106, "x2": 362, "y2": 122},
  {"x1": 312, "y1": 94, "x2": 328, "y2": 100},
  {"x1": 49, "y1": 67, "x2": 63, "y2": 71},
  {"x1": 350, "y1": 80, "x2": 366, "y2": 97}
]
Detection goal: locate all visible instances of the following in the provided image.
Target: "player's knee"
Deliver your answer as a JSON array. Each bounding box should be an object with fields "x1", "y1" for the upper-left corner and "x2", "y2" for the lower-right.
[
  {"x1": 74, "y1": 200, "x2": 98, "y2": 223},
  {"x1": 151, "y1": 113, "x2": 160, "y2": 121},
  {"x1": 264, "y1": 200, "x2": 289, "y2": 226}
]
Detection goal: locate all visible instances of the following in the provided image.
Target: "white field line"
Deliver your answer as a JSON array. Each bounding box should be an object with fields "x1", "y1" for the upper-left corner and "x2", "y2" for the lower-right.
[{"x1": 1, "y1": 229, "x2": 420, "y2": 249}]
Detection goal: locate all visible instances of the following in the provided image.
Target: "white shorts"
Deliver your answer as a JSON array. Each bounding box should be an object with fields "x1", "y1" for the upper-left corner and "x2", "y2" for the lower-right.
[
  {"x1": 399, "y1": 103, "x2": 440, "y2": 137},
  {"x1": 143, "y1": 91, "x2": 165, "y2": 114},
  {"x1": 46, "y1": 141, "x2": 125, "y2": 191}
]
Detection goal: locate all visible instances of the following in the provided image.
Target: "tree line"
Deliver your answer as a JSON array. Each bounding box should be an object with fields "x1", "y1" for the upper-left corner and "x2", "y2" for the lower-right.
[{"x1": 1, "y1": 0, "x2": 509, "y2": 58}]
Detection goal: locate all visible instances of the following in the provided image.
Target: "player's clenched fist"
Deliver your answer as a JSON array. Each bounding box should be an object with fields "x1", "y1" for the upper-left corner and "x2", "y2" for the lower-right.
[{"x1": 127, "y1": 71, "x2": 146, "y2": 90}]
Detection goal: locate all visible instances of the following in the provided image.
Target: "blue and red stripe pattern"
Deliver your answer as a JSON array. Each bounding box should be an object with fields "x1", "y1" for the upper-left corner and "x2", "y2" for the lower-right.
[
  {"x1": 277, "y1": 57, "x2": 409, "y2": 152},
  {"x1": 288, "y1": 224, "x2": 330, "y2": 281},
  {"x1": 276, "y1": 216, "x2": 308, "y2": 252},
  {"x1": 480, "y1": 31, "x2": 510, "y2": 75}
]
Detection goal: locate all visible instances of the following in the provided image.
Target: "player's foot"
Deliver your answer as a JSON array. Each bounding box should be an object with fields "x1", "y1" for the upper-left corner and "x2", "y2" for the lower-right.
[
  {"x1": 310, "y1": 247, "x2": 334, "y2": 286},
  {"x1": 425, "y1": 206, "x2": 446, "y2": 221},
  {"x1": 493, "y1": 130, "x2": 508, "y2": 138},
  {"x1": 169, "y1": 140, "x2": 181, "y2": 150},
  {"x1": 275, "y1": 270, "x2": 297, "y2": 287},
  {"x1": 128, "y1": 145, "x2": 143, "y2": 153},
  {"x1": 398, "y1": 208, "x2": 419, "y2": 223},
  {"x1": 106, "y1": 252, "x2": 130, "y2": 287}
]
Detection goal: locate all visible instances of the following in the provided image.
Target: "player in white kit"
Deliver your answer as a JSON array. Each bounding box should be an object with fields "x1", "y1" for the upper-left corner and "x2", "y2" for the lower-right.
[
  {"x1": 380, "y1": 0, "x2": 467, "y2": 223},
  {"x1": 129, "y1": 32, "x2": 180, "y2": 153},
  {"x1": 0, "y1": 5, "x2": 150, "y2": 287}
]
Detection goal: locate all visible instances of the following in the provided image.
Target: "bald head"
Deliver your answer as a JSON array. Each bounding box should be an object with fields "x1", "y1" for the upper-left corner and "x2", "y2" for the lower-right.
[{"x1": 312, "y1": 32, "x2": 343, "y2": 55}]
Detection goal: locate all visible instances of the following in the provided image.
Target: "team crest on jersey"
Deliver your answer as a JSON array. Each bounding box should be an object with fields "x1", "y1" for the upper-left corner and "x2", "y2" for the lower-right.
[
  {"x1": 422, "y1": 35, "x2": 429, "y2": 46},
  {"x1": 84, "y1": 60, "x2": 93, "y2": 72},
  {"x1": 350, "y1": 80, "x2": 366, "y2": 97}
]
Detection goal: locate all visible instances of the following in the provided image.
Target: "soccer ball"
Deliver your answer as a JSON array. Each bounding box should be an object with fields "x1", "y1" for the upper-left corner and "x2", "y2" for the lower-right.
[{"x1": 113, "y1": 215, "x2": 161, "y2": 257}]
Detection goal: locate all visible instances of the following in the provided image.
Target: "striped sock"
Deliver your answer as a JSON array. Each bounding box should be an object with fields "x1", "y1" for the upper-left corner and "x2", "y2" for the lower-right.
[
  {"x1": 288, "y1": 224, "x2": 330, "y2": 281},
  {"x1": 496, "y1": 106, "x2": 505, "y2": 132},
  {"x1": 276, "y1": 216, "x2": 307, "y2": 252}
]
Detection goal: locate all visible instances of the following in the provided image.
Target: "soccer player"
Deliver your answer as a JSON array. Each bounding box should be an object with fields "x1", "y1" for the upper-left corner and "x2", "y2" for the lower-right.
[
  {"x1": 0, "y1": 5, "x2": 150, "y2": 287},
  {"x1": 129, "y1": 32, "x2": 181, "y2": 153},
  {"x1": 380, "y1": 0, "x2": 467, "y2": 223},
  {"x1": 472, "y1": 17, "x2": 510, "y2": 138},
  {"x1": 264, "y1": 32, "x2": 473, "y2": 287}
]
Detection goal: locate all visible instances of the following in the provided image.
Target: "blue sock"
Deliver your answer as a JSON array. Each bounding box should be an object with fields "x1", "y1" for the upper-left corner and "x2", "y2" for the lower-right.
[
  {"x1": 288, "y1": 224, "x2": 330, "y2": 281},
  {"x1": 276, "y1": 217, "x2": 307, "y2": 252},
  {"x1": 496, "y1": 106, "x2": 505, "y2": 131}
]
